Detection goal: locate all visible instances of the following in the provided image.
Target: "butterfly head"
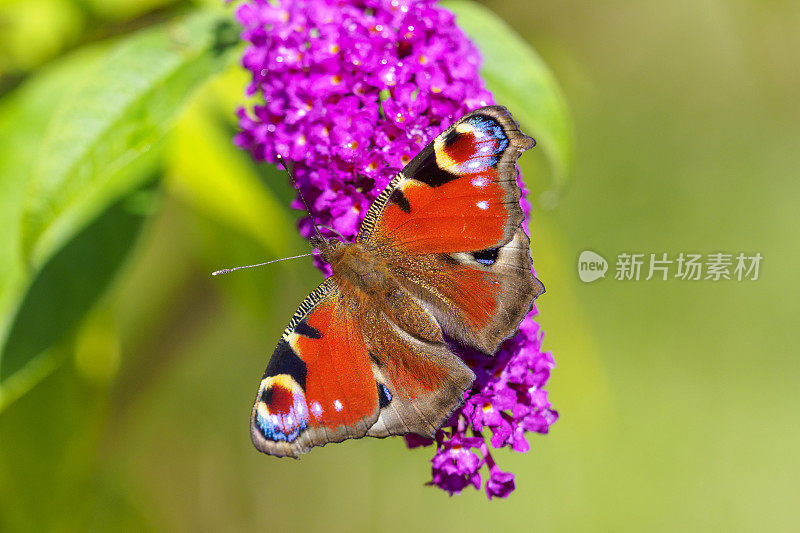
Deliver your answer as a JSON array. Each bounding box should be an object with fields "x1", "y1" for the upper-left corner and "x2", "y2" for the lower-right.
[{"x1": 310, "y1": 235, "x2": 343, "y2": 264}]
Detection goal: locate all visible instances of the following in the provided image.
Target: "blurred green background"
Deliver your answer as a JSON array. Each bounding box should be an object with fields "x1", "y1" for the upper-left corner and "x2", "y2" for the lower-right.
[{"x1": 1, "y1": 0, "x2": 799, "y2": 531}]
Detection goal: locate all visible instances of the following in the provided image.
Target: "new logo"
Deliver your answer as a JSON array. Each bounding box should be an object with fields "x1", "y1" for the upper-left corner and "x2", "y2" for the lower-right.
[{"x1": 578, "y1": 251, "x2": 608, "y2": 282}]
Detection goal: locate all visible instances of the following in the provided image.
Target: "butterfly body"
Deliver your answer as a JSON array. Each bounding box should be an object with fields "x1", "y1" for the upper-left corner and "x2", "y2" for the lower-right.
[
  {"x1": 313, "y1": 237, "x2": 392, "y2": 299},
  {"x1": 251, "y1": 106, "x2": 544, "y2": 458}
]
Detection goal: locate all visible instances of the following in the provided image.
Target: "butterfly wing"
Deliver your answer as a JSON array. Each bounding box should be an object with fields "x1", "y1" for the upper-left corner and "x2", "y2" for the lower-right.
[
  {"x1": 251, "y1": 279, "x2": 475, "y2": 456},
  {"x1": 251, "y1": 279, "x2": 379, "y2": 458},
  {"x1": 359, "y1": 105, "x2": 543, "y2": 354},
  {"x1": 361, "y1": 285, "x2": 475, "y2": 439}
]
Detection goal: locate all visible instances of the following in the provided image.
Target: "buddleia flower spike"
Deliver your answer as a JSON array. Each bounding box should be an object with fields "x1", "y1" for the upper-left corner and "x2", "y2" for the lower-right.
[{"x1": 232, "y1": 0, "x2": 557, "y2": 498}]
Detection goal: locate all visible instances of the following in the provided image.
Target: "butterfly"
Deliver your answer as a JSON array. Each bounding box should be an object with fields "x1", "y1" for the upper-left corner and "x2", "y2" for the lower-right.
[{"x1": 251, "y1": 105, "x2": 544, "y2": 457}]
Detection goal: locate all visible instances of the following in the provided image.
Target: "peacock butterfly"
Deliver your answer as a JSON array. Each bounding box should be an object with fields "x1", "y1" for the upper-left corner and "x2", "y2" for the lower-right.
[{"x1": 249, "y1": 105, "x2": 544, "y2": 457}]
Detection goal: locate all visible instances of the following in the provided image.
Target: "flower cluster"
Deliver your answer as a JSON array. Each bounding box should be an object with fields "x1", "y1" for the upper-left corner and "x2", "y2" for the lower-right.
[
  {"x1": 406, "y1": 306, "x2": 557, "y2": 498},
  {"x1": 233, "y1": 0, "x2": 557, "y2": 498}
]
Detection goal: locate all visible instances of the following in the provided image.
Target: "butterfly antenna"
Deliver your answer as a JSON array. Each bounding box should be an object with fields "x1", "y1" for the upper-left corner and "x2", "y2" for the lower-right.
[
  {"x1": 276, "y1": 154, "x2": 325, "y2": 241},
  {"x1": 318, "y1": 225, "x2": 348, "y2": 242},
  {"x1": 211, "y1": 252, "x2": 319, "y2": 276}
]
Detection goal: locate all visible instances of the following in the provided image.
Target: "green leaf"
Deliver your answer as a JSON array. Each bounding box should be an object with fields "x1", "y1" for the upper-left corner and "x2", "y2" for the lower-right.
[
  {"x1": 0, "y1": 45, "x2": 107, "y2": 369},
  {"x1": 444, "y1": 0, "x2": 574, "y2": 207},
  {"x1": 0, "y1": 9, "x2": 240, "y2": 401},
  {"x1": 20, "y1": 9, "x2": 239, "y2": 269},
  {"x1": 0, "y1": 188, "x2": 150, "y2": 395}
]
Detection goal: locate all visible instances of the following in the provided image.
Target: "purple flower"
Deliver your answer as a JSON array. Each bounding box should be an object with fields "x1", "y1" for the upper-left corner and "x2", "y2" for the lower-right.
[
  {"x1": 429, "y1": 434, "x2": 485, "y2": 495},
  {"x1": 233, "y1": 0, "x2": 557, "y2": 498},
  {"x1": 485, "y1": 459, "x2": 516, "y2": 500}
]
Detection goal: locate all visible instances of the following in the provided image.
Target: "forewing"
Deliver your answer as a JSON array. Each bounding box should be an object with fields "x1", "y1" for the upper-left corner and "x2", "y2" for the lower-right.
[
  {"x1": 359, "y1": 105, "x2": 533, "y2": 253},
  {"x1": 250, "y1": 279, "x2": 380, "y2": 458}
]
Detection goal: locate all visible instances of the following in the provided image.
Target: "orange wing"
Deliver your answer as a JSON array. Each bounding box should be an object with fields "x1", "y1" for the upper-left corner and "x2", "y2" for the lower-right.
[
  {"x1": 251, "y1": 280, "x2": 379, "y2": 457},
  {"x1": 359, "y1": 106, "x2": 543, "y2": 354},
  {"x1": 359, "y1": 105, "x2": 532, "y2": 253}
]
